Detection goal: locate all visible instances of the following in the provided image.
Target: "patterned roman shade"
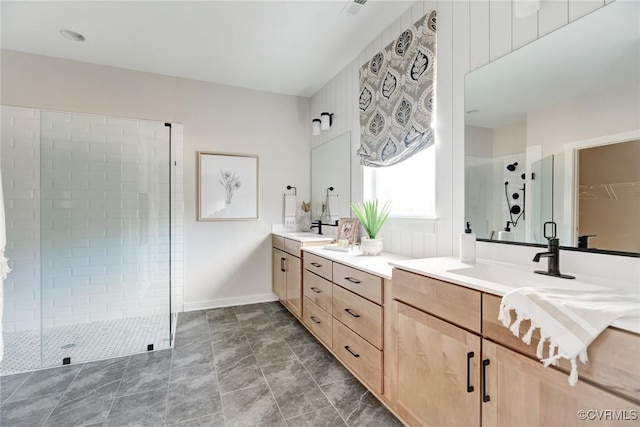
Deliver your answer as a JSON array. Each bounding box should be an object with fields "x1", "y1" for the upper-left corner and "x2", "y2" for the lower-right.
[{"x1": 357, "y1": 11, "x2": 437, "y2": 167}]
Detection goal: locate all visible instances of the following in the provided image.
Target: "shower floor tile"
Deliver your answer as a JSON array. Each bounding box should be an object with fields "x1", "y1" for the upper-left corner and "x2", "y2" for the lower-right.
[{"x1": 1, "y1": 314, "x2": 171, "y2": 375}]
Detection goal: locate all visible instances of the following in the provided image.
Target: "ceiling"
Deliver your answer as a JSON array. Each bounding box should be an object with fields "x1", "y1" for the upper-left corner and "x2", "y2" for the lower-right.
[{"x1": 1, "y1": 0, "x2": 415, "y2": 97}]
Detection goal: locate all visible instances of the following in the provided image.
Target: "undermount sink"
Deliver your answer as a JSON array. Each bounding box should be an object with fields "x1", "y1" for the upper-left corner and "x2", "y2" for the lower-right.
[{"x1": 447, "y1": 262, "x2": 608, "y2": 292}]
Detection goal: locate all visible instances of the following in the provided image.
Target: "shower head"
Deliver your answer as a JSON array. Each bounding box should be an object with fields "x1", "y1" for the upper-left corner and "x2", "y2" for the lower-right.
[{"x1": 506, "y1": 162, "x2": 518, "y2": 172}]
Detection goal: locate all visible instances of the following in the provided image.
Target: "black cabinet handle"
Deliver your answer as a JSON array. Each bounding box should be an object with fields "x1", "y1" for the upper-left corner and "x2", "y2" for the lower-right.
[
  {"x1": 466, "y1": 351, "x2": 474, "y2": 393},
  {"x1": 344, "y1": 308, "x2": 360, "y2": 318},
  {"x1": 310, "y1": 262, "x2": 322, "y2": 268},
  {"x1": 344, "y1": 345, "x2": 360, "y2": 358},
  {"x1": 482, "y1": 359, "x2": 491, "y2": 402},
  {"x1": 310, "y1": 316, "x2": 321, "y2": 324},
  {"x1": 344, "y1": 277, "x2": 361, "y2": 284},
  {"x1": 310, "y1": 287, "x2": 322, "y2": 293},
  {"x1": 280, "y1": 257, "x2": 286, "y2": 272}
]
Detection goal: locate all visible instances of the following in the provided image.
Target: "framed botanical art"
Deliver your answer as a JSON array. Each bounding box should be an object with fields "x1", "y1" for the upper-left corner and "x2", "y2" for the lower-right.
[
  {"x1": 336, "y1": 218, "x2": 360, "y2": 247},
  {"x1": 198, "y1": 152, "x2": 259, "y2": 221}
]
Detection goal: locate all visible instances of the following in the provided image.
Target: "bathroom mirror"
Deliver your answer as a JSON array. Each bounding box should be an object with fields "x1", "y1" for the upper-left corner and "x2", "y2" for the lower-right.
[
  {"x1": 311, "y1": 131, "x2": 351, "y2": 222},
  {"x1": 464, "y1": 0, "x2": 639, "y2": 255}
]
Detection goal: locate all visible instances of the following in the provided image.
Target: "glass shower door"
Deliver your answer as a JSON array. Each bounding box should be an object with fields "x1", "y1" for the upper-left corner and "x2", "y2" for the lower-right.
[{"x1": 39, "y1": 111, "x2": 171, "y2": 367}]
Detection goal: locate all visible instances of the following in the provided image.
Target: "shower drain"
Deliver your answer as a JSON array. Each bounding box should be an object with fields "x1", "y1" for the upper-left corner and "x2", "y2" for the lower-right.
[{"x1": 61, "y1": 343, "x2": 76, "y2": 349}]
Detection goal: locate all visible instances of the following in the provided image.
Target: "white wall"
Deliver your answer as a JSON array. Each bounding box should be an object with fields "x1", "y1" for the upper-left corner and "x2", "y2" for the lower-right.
[
  {"x1": 310, "y1": 0, "x2": 639, "y2": 281},
  {"x1": 1, "y1": 50, "x2": 311, "y2": 311}
]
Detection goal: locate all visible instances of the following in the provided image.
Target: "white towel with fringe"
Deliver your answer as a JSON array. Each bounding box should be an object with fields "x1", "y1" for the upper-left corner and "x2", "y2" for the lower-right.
[
  {"x1": 284, "y1": 194, "x2": 297, "y2": 227},
  {"x1": 499, "y1": 287, "x2": 640, "y2": 386}
]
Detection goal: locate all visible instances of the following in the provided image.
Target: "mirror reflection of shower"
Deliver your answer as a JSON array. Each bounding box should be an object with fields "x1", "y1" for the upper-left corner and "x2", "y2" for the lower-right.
[{"x1": 501, "y1": 161, "x2": 526, "y2": 240}]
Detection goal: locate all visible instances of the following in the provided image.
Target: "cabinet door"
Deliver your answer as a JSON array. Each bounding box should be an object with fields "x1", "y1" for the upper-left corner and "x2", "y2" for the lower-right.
[
  {"x1": 394, "y1": 302, "x2": 481, "y2": 427},
  {"x1": 285, "y1": 255, "x2": 302, "y2": 318},
  {"x1": 482, "y1": 339, "x2": 640, "y2": 427},
  {"x1": 272, "y1": 248, "x2": 286, "y2": 300}
]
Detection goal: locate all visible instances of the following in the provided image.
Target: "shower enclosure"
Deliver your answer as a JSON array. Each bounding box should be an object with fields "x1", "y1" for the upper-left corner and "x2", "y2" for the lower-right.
[{"x1": 1, "y1": 106, "x2": 181, "y2": 374}]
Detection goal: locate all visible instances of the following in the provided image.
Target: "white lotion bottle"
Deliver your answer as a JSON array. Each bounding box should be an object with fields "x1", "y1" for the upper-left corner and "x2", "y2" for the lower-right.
[
  {"x1": 498, "y1": 222, "x2": 513, "y2": 241},
  {"x1": 460, "y1": 222, "x2": 476, "y2": 263}
]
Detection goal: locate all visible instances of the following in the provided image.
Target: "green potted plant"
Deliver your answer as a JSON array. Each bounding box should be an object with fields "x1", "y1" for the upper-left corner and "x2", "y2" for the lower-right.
[{"x1": 350, "y1": 199, "x2": 391, "y2": 255}]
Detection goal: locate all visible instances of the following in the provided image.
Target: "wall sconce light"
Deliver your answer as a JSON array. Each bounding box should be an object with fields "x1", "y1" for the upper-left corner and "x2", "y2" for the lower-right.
[
  {"x1": 312, "y1": 119, "x2": 321, "y2": 136},
  {"x1": 320, "y1": 112, "x2": 333, "y2": 130}
]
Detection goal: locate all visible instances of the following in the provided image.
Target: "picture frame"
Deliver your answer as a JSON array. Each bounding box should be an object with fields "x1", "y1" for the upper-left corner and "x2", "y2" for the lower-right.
[
  {"x1": 336, "y1": 218, "x2": 360, "y2": 247},
  {"x1": 198, "y1": 151, "x2": 259, "y2": 221}
]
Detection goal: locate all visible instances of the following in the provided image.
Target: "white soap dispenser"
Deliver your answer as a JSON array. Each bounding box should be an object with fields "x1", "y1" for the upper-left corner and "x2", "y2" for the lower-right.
[{"x1": 460, "y1": 222, "x2": 476, "y2": 263}]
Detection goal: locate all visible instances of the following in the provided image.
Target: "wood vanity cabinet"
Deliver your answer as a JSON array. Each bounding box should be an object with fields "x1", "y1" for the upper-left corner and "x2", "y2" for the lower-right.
[
  {"x1": 302, "y1": 251, "x2": 387, "y2": 395},
  {"x1": 388, "y1": 268, "x2": 640, "y2": 427},
  {"x1": 271, "y1": 235, "x2": 322, "y2": 319}
]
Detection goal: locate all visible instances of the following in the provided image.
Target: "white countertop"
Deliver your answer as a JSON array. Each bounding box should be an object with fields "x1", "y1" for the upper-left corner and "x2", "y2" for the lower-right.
[
  {"x1": 272, "y1": 230, "x2": 334, "y2": 243},
  {"x1": 303, "y1": 246, "x2": 412, "y2": 280},
  {"x1": 390, "y1": 257, "x2": 640, "y2": 334}
]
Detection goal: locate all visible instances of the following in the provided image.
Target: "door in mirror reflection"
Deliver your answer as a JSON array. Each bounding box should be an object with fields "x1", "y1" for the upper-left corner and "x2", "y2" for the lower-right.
[{"x1": 577, "y1": 140, "x2": 640, "y2": 253}]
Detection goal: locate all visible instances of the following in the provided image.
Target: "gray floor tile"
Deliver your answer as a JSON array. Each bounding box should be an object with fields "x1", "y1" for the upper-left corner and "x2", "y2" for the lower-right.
[
  {"x1": 292, "y1": 342, "x2": 353, "y2": 386},
  {"x1": 248, "y1": 334, "x2": 297, "y2": 368},
  {"x1": 262, "y1": 360, "x2": 331, "y2": 419},
  {"x1": 232, "y1": 303, "x2": 270, "y2": 315},
  {"x1": 0, "y1": 394, "x2": 59, "y2": 427},
  {"x1": 277, "y1": 322, "x2": 316, "y2": 347},
  {"x1": 175, "y1": 312, "x2": 209, "y2": 344},
  {"x1": 117, "y1": 350, "x2": 171, "y2": 397},
  {"x1": 171, "y1": 341, "x2": 214, "y2": 371},
  {"x1": 45, "y1": 389, "x2": 116, "y2": 427},
  {"x1": 44, "y1": 356, "x2": 129, "y2": 426},
  {"x1": 206, "y1": 307, "x2": 239, "y2": 326},
  {"x1": 321, "y1": 379, "x2": 402, "y2": 427},
  {"x1": 213, "y1": 338, "x2": 253, "y2": 373},
  {"x1": 61, "y1": 356, "x2": 129, "y2": 403},
  {"x1": 168, "y1": 412, "x2": 226, "y2": 426},
  {"x1": 209, "y1": 322, "x2": 244, "y2": 343},
  {"x1": 105, "y1": 387, "x2": 168, "y2": 427},
  {"x1": 285, "y1": 406, "x2": 347, "y2": 426},
  {"x1": 7, "y1": 364, "x2": 82, "y2": 402},
  {"x1": 0, "y1": 371, "x2": 32, "y2": 404},
  {"x1": 165, "y1": 364, "x2": 222, "y2": 425},
  {"x1": 216, "y1": 355, "x2": 265, "y2": 394},
  {"x1": 220, "y1": 384, "x2": 285, "y2": 426}
]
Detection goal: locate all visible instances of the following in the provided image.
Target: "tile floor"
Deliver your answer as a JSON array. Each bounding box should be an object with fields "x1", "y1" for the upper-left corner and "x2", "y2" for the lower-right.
[
  {"x1": 0, "y1": 302, "x2": 403, "y2": 426},
  {"x1": 1, "y1": 315, "x2": 171, "y2": 375}
]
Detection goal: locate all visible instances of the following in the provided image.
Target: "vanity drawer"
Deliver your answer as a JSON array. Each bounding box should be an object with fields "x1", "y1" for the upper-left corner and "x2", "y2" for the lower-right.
[
  {"x1": 304, "y1": 253, "x2": 332, "y2": 281},
  {"x1": 284, "y1": 238, "x2": 302, "y2": 258},
  {"x1": 483, "y1": 293, "x2": 640, "y2": 403},
  {"x1": 303, "y1": 297, "x2": 332, "y2": 348},
  {"x1": 303, "y1": 269, "x2": 332, "y2": 313},
  {"x1": 333, "y1": 318, "x2": 383, "y2": 395},
  {"x1": 272, "y1": 235, "x2": 285, "y2": 251},
  {"x1": 333, "y1": 263, "x2": 382, "y2": 305},
  {"x1": 332, "y1": 284, "x2": 383, "y2": 349},
  {"x1": 392, "y1": 268, "x2": 481, "y2": 333}
]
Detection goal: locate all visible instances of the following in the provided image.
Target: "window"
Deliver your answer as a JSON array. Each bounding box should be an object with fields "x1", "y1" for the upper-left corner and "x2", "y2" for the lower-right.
[{"x1": 363, "y1": 146, "x2": 436, "y2": 218}]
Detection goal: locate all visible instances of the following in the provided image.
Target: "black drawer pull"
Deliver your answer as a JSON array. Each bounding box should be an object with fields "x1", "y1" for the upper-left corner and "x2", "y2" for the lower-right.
[
  {"x1": 310, "y1": 316, "x2": 321, "y2": 324},
  {"x1": 344, "y1": 277, "x2": 361, "y2": 284},
  {"x1": 482, "y1": 359, "x2": 491, "y2": 402},
  {"x1": 310, "y1": 287, "x2": 322, "y2": 293},
  {"x1": 466, "y1": 351, "x2": 474, "y2": 393},
  {"x1": 344, "y1": 308, "x2": 360, "y2": 318},
  {"x1": 344, "y1": 345, "x2": 360, "y2": 358},
  {"x1": 310, "y1": 262, "x2": 322, "y2": 268},
  {"x1": 280, "y1": 257, "x2": 286, "y2": 272}
]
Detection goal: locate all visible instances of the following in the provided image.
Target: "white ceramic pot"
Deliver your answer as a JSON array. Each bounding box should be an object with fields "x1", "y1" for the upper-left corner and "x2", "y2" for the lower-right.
[{"x1": 360, "y1": 237, "x2": 383, "y2": 255}]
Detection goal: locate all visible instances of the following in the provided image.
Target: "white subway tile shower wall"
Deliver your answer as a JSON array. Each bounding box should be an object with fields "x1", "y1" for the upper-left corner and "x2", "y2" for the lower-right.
[
  {"x1": 1, "y1": 106, "x2": 42, "y2": 332},
  {"x1": 40, "y1": 111, "x2": 170, "y2": 328},
  {"x1": 1, "y1": 106, "x2": 185, "y2": 333}
]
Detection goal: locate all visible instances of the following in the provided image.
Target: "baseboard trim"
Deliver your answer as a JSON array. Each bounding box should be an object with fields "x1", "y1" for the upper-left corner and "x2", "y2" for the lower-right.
[{"x1": 183, "y1": 293, "x2": 279, "y2": 312}]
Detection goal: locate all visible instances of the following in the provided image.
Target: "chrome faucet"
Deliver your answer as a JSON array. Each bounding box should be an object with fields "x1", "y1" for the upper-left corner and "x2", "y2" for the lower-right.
[{"x1": 533, "y1": 238, "x2": 575, "y2": 279}]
